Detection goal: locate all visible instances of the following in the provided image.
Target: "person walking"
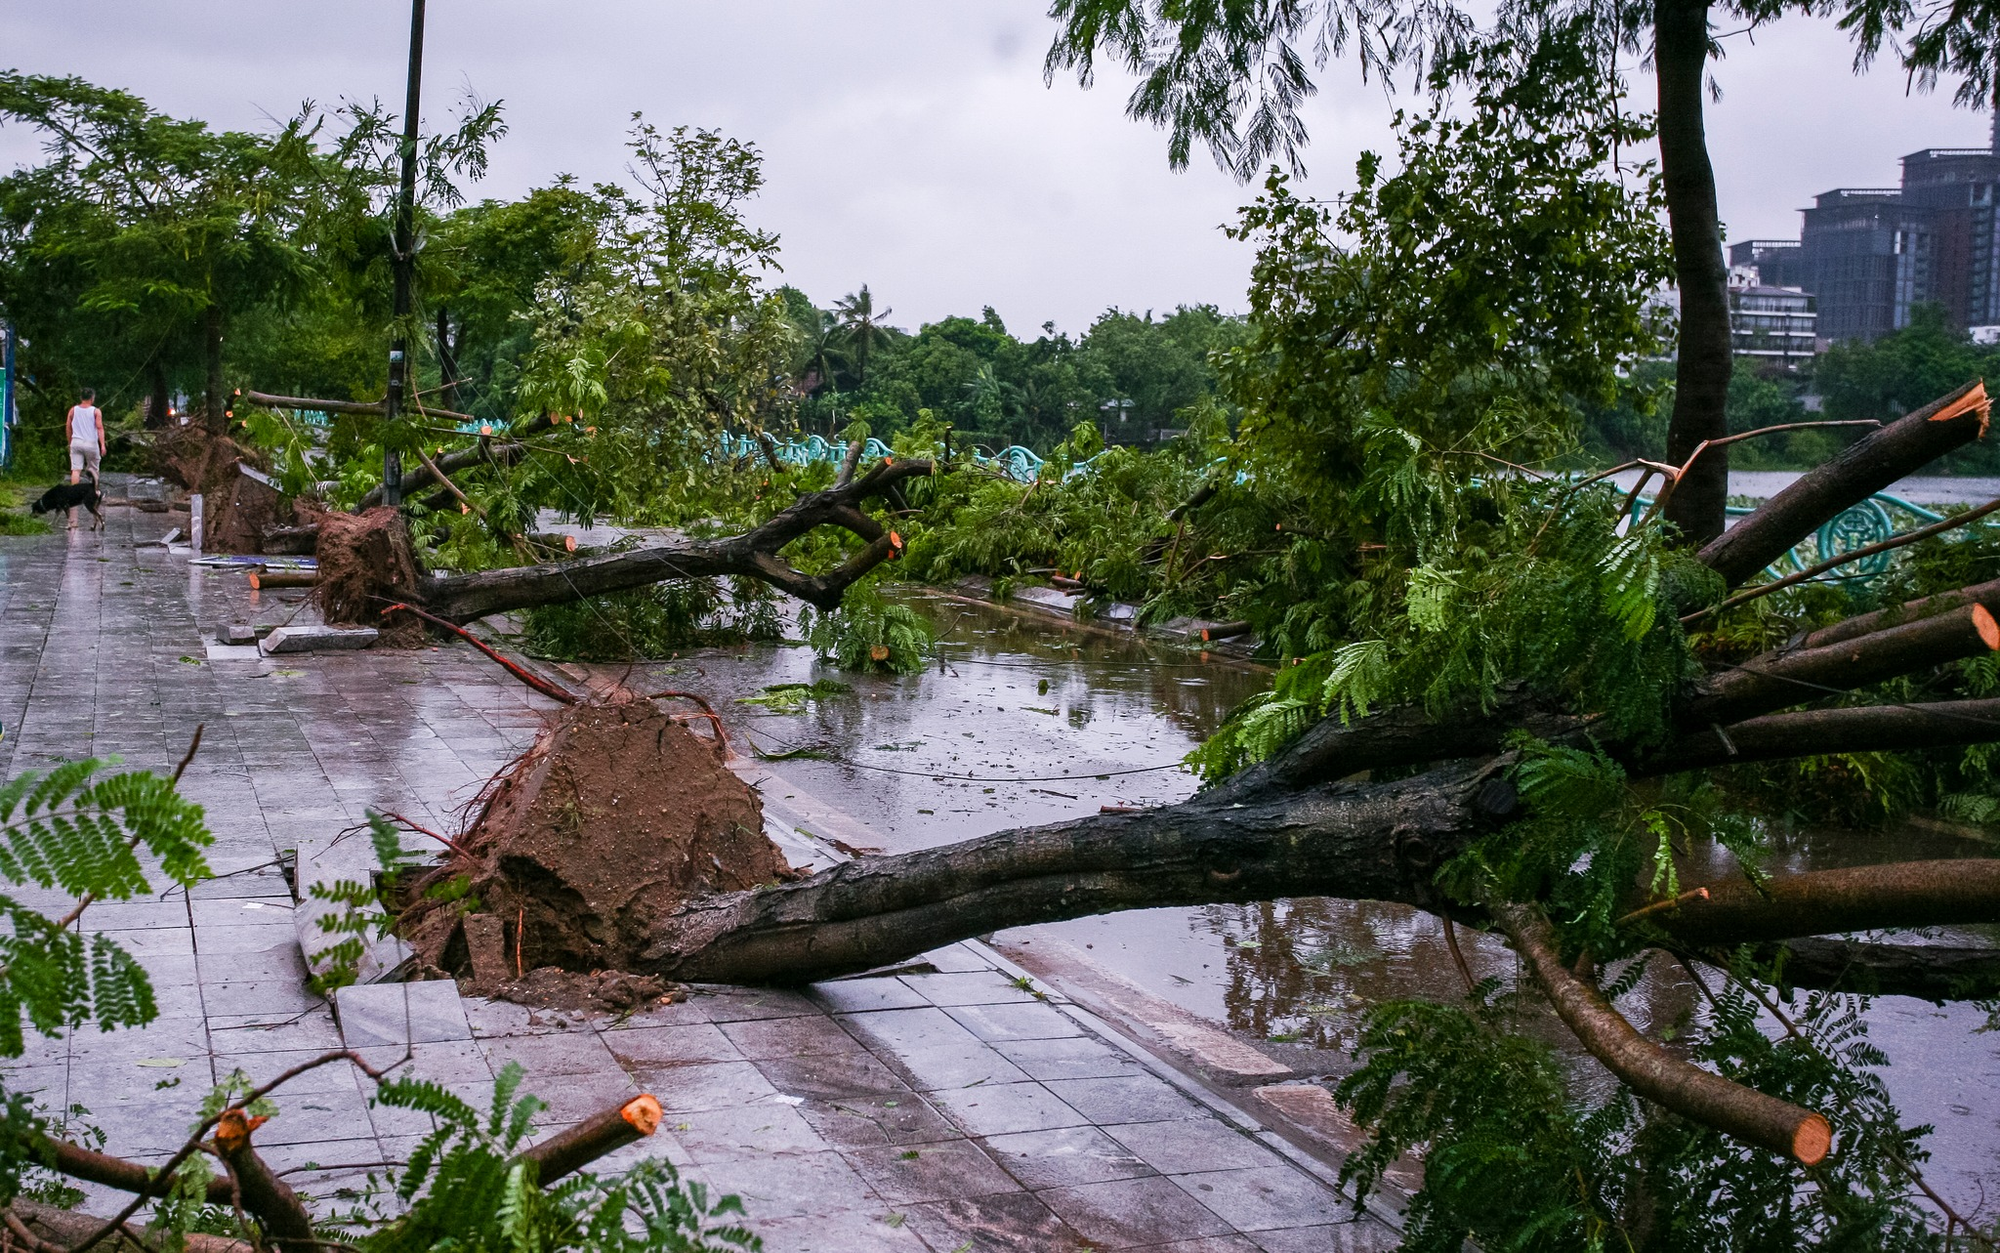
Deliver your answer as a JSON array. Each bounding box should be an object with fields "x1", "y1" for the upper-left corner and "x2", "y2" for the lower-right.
[{"x1": 64, "y1": 388, "x2": 106, "y2": 531}]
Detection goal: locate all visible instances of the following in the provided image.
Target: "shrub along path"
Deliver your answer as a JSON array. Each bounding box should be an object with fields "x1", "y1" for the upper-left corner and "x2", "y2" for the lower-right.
[{"x1": 0, "y1": 487, "x2": 1396, "y2": 1252}]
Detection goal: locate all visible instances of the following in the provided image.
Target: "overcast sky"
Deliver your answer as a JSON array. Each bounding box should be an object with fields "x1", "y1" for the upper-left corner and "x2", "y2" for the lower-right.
[{"x1": 3, "y1": 2, "x2": 1990, "y2": 335}]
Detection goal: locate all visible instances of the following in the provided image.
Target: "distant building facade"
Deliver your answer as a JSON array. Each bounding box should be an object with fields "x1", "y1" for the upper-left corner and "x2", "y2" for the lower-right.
[
  {"x1": 1728, "y1": 283, "x2": 1818, "y2": 362},
  {"x1": 1756, "y1": 142, "x2": 2000, "y2": 344}
]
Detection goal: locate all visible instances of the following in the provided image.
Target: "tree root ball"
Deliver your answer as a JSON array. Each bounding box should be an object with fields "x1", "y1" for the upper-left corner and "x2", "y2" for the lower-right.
[
  {"x1": 399, "y1": 697, "x2": 800, "y2": 1000},
  {"x1": 309, "y1": 506, "x2": 426, "y2": 646}
]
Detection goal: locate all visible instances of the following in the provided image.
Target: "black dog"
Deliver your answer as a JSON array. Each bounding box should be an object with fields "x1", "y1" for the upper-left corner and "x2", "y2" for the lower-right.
[{"x1": 30, "y1": 474, "x2": 103, "y2": 531}]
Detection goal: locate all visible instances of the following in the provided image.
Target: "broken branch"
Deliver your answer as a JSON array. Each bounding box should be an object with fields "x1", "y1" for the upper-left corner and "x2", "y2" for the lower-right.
[
  {"x1": 1683, "y1": 495, "x2": 2000, "y2": 625},
  {"x1": 518, "y1": 1094, "x2": 663, "y2": 1184},
  {"x1": 1695, "y1": 380, "x2": 1991, "y2": 587},
  {"x1": 1493, "y1": 904, "x2": 1831, "y2": 1165}
]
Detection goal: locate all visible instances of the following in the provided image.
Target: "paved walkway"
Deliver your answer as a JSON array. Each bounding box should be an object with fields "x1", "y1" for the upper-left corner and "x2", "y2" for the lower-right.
[{"x1": 0, "y1": 496, "x2": 1398, "y2": 1251}]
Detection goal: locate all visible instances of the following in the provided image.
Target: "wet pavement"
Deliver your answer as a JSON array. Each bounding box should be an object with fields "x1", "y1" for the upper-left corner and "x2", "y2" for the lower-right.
[{"x1": 0, "y1": 495, "x2": 1397, "y2": 1250}]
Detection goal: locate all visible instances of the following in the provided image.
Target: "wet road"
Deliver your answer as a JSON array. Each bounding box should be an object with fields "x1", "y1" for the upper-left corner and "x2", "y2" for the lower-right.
[{"x1": 590, "y1": 591, "x2": 2000, "y2": 1218}]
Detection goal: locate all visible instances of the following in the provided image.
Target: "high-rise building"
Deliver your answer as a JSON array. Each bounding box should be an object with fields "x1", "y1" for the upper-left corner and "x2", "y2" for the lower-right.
[{"x1": 1777, "y1": 140, "x2": 2000, "y2": 343}]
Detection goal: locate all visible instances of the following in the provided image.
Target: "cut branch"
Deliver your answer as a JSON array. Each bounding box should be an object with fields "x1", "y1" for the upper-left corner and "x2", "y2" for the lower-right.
[
  {"x1": 1684, "y1": 495, "x2": 2000, "y2": 625},
  {"x1": 519, "y1": 1094, "x2": 663, "y2": 1184},
  {"x1": 1655, "y1": 859, "x2": 2000, "y2": 948},
  {"x1": 31, "y1": 1133, "x2": 238, "y2": 1206},
  {"x1": 417, "y1": 457, "x2": 931, "y2": 623},
  {"x1": 1494, "y1": 904, "x2": 1831, "y2": 1165},
  {"x1": 1677, "y1": 602, "x2": 2000, "y2": 728},
  {"x1": 356, "y1": 414, "x2": 558, "y2": 509},
  {"x1": 241, "y1": 388, "x2": 482, "y2": 427},
  {"x1": 212, "y1": 1108, "x2": 315, "y2": 1252},
  {"x1": 1801, "y1": 576, "x2": 2000, "y2": 650},
  {"x1": 1695, "y1": 380, "x2": 1990, "y2": 588},
  {"x1": 1638, "y1": 698, "x2": 2000, "y2": 775}
]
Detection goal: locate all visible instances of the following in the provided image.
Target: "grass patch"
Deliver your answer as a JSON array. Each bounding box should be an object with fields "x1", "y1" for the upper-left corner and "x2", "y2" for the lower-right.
[{"x1": 0, "y1": 512, "x2": 53, "y2": 537}]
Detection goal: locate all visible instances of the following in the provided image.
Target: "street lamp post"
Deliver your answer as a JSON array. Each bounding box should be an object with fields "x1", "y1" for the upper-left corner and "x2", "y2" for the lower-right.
[{"x1": 382, "y1": 0, "x2": 427, "y2": 508}]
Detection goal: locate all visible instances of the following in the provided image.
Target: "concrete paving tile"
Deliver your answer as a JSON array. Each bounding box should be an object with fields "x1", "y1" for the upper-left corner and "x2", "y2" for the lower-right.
[
  {"x1": 68, "y1": 1015, "x2": 209, "y2": 1063},
  {"x1": 898, "y1": 971, "x2": 1038, "y2": 1007},
  {"x1": 96, "y1": 926, "x2": 194, "y2": 957},
  {"x1": 190, "y1": 896, "x2": 294, "y2": 927},
  {"x1": 521, "y1": 1064, "x2": 641, "y2": 1123},
  {"x1": 837, "y1": 1009, "x2": 1031, "y2": 1091},
  {"x1": 1045, "y1": 1074, "x2": 1206, "y2": 1125},
  {"x1": 792, "y1": 1092, "x2": 963, "y2": 1150},
  {"x1": 1106, "y1": 1120, "x2": 1286, "y2": 1176},
  {"x1": 918, "y1": 943, "x2": 998, "y2": 974},
  {"x1": 1171, "y1": 1167, "x2": 1349, "y2": 1233},
  {"x1": 690, "y1": 985, "x2": 822, "y2": 1021},
  {"x1": 197, "y1": 943, "x2": 308, "y2": 985},
  {"x1": 208, "y1": 1009, "x2": 344, "y2": 1051},
  {"x1": 717, "y1": 1014, "x2": 863, "y2": 1060},
  {"x1": 900, "y1": 1192, "x2": 1084, "y2": 1253},
  {"x1": 256, "y1": 1087, "x2": 376, "y2": 1146},
  {"x1": 809, "y1": 977, "x2": 931, "y2": 1014},
  {"x1": 201, "y1": 980, "x2": 320, "y2": 1017},
  {"x1": 601, "y1": 1022, "x2": 744, "y2": 1067},
  {"x1": 981, "y1": 1125, "x2": 1155, "y2": 1189},
  {"x1": 693, "y1": 1149, "x2": 879, "y2": 1220},
  {"x1": 596, "y1": 997, "x2": 711, "y2": 1030},
  {"x1": 670, "y1": 1099, "x2": 829, "y2": 1163},
  {"x1": 1150, "y1": 1236, "x2": 1264, "y2": 1251},
  {"x1": 930, "y1": 1081, "x2": 1089, "y2": 1137},
  {"x1": 1252, "y1": 1222, "x2": 1402, "y2": 1252},
  {"x1": 841, "y1": 1138, "x2": 1021, "y2": 1204},
  {"x1": 632, "y1": 1060, "x2": 780, "y2": 1113},
  {"x1": 735, "y1": 1207, "x2": 931, "y2": 1253},
  {"x1": 994, "y1": 1035, "x2": 1146, "y2": 1081},
  {"x1": 209, "y1": 1047, "x2": 367, "y2": 1096},
  {"x1": 357, "y1": 1039, "x2": 497, "y2": 1086},
  {"x1": 1039, "y1": 1175, "x2": 1238, "y2": 1249},
  {"x1": 1, "y1": 1066, "x2": 66, "y2": 1107},
  {"x1": 480, "y1": 1028, "x2": 622, "y2": 1077},
  {"x1": 944, "y1": 1001, "x2": 1083, "y2": 1043},
  {"x1": 195, "y1": 922, "x2": 304, "y2": 954},
  {"x1": 335, "y1": 982, "x2": 472, "y2": 1046}
]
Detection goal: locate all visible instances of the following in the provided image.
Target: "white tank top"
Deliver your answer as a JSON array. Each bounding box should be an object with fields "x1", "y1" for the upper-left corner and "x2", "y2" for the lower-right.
[{"x1": 69, "y1": 406, "x2": 99, "y2": 446}]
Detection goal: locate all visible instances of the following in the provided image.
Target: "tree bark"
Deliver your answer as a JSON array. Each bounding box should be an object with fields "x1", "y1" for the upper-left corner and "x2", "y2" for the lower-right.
[
  {"x1": 1677, "y1": 601, "x2": 2000, "y2": 728},
  {"x1": 417, "y1": 457, "x2": 930, "y2": 622},
  {"x1": 1655, "y1": 859, "x2": 2000, "y2": 947},
  {"x1": 1496, "y1": 904, "x2": 1831, "y2": 1164},
  {"x1": 146, "y1": 358, "x2": 170, "y2": 430},
  {"x1": 1638, "y1": 698, "x2": 2000, "y2": 775},
  {"x1": 1695, "y1": 379, "x2": 1989, "y2": 587},
  {"x1": 203, "y1": 304, "x2": 226, "y2": 436},
  {"x1": 640, "y1": 766, "x2": 1498, "y2": 985},
  {"x1": 213, "y1": 1108, "x2": 315, "y2": 1252},
  {"x1": 1731, "y1": 938, "x2": 2000, "y2": 1001},
  {"x1": 1655, "y1": 0, "x2": 1733, "y2": 548}
]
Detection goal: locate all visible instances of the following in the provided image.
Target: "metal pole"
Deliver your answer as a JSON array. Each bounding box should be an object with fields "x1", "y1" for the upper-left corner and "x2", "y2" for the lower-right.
[{"x1": 383, "y1": 0, "x2": 427, "y2": 508}]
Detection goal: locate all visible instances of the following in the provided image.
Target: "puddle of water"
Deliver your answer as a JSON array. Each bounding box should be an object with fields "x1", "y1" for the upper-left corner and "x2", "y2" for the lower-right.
[{"x1": 612, "y1": 591, "x2": 2000, "y2": 1215}]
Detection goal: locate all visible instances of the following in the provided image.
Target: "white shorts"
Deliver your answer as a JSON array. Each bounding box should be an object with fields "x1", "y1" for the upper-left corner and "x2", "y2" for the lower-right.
[{"x1": 69, "y1": 442, "x2": 100, "y2": 479}]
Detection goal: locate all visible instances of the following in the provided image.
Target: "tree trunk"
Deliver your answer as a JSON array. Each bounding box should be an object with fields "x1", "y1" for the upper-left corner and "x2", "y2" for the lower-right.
[
  {"x1": 640, "y1": 767, "x2": 1499, "y2": 985},
  {"x1": 1655, "y1": 0, "x2": 1732, "y2": 547},
  {"x1": 146, "y1": 358, "x2": 170, "y2": 430},
  {"x1": 436, "y1": 306, "x2": 461, "y2": 414},
  {"x1": 203, "y1": 305, "x2": 226, "y2": 436},
  {"x1": 415, "y1": 458, "x2": 930, "y2": 622}
]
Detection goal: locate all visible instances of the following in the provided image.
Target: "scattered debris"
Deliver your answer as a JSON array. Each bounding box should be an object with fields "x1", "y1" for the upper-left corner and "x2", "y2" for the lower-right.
[
  {"x1": 218, "y1": 623, "x2": 257, "y2": 646},
  {"x1": 260, "y1": 625, "x2": 378, "y2": 654}
]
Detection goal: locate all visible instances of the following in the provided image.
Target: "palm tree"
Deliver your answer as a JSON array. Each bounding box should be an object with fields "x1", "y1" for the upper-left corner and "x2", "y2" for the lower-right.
[
  {"x1": 833, "y1": 285, "x2": 895, "y2": 387},
  {"x1": 797, "y1": 310, "x2": 848, "y2": 395}
]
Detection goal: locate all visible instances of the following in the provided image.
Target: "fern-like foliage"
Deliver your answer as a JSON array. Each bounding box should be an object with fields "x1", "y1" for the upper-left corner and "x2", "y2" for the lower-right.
[
  {"x1": 799, "y1": 586, "x2": 934, "y2": 674},
  {"x1": 1336, "y1": 984, "x2": 1947, "y2": 1252},
  {"x1": 0, "y1": 758, "x2": 211, "y2": 1055},
  {"x1": 363, "y1": 1063, "x2": 760, "y2": 1253}
]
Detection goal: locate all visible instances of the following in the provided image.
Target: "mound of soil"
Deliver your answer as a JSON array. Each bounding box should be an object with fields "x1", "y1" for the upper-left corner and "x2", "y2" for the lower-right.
[
  {"x1": 310, "y1": 506, "x2": 426, "y2": 646},
  {"x1": 400, "y1": 697, "x2": 798, "y2": 998},
  {"x1": 153, "y1": 424, "x2": 301, "y2": 554},
  {"x1": 490, "y1": 968, "x2": 678, "y2": 1014}
]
